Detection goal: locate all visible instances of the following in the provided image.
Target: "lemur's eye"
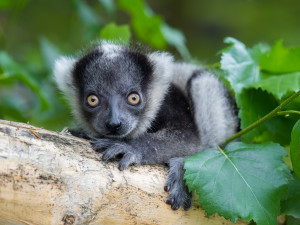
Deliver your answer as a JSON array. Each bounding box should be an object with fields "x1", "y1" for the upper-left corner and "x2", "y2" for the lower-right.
[
  {"x1": 87, "y1": 95, "x2": 99, "y2": 107},
  {"x1": 127, "y1": 93, "x2": 140, "y2": 105}
]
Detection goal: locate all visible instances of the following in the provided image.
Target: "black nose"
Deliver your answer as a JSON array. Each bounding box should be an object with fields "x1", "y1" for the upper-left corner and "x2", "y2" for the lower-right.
[{"x1": 105, "y1": 121, "x2": 122, "y2": 132}]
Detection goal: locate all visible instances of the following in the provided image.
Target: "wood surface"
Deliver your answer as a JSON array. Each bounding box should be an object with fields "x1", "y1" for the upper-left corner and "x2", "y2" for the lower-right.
[{"x1": 0, "y1": 119, "x2": 248, "y2": 225}]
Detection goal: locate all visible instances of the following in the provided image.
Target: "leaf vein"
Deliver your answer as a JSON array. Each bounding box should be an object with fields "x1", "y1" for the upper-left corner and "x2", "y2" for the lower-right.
[{"x1": 217, "y1": 146, "x2": 273, "y2": 224}]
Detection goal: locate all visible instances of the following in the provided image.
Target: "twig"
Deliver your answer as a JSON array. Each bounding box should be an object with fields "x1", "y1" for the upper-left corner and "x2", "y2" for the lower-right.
[{"x1": 224, "y1": 90, "x2": 300, "y2": 145}]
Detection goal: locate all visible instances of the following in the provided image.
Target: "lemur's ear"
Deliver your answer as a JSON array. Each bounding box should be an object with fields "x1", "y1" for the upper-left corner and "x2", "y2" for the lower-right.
[{"x1": 53, "y1": 56, "x2": 77, "y2": 95}]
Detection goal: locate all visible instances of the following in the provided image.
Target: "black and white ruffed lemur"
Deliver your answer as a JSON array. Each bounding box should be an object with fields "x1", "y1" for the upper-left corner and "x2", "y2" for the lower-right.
[{"x1": 53, "y1": 42, "x2": 239, "y2": 210}]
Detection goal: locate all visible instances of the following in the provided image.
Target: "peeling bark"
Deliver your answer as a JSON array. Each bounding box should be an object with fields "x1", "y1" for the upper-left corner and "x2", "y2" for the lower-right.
[{"x1": 0, "y1": 120, "x2": 247, "y2": 225}]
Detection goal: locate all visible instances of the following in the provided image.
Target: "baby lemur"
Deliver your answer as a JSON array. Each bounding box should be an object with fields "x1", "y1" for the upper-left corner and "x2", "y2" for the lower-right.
[{"x1": 54, "y1": 42, "x2": 239, "y2": 210}]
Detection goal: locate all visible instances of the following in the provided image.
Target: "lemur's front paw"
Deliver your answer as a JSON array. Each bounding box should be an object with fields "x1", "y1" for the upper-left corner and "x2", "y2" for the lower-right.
[
  {"x1": 91, "y1": 139, "x2": 142, "y2": 170},
  {"x1": 91, "y1": 138, "x2": 113, "y2": 151},
  {"x1": 103, "y1": 144, "x2": 142, "y2": 170},
  {"x1": 164, "y1": 158, "x2": 192, "y2": 210},
  {"x1": 118, "y1": 151, "x2": 142, "y2": 170}
]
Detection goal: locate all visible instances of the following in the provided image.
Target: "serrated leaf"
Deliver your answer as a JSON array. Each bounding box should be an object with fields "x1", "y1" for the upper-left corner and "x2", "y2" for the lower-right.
[
  {"x1": 281, "y1": 175, "x2": 300, "y2": 219},
  {"x1": 184, "y1": 142, "x2": 291, "y2": 225},
  {"x1": 100, "y1": 23, "x2": 131, "y2": 44},
  {"x1": 290, "y1": 120, "x2": 300, "y2": 179},
  {"x1": 261, "y1": 40, "x2": 300, "y2": 74},
  {"x1": 220, "y1": 37, "x2": 265, "y2": 94},
  {"x1": 237, "y1": 88, "x2": 294, "y2": 145},
  {"x1": 251, "y1": 72, "x2": 300, "y2": 100}
]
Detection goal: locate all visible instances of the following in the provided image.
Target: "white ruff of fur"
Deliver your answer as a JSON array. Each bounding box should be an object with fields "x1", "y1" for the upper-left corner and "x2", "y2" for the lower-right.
[
  {"x1": 190, "y1": 72, "x2": 238, "y2": 147},
  {"x1": 53, "y1": 56, "x2": 95, "y2": 135}
]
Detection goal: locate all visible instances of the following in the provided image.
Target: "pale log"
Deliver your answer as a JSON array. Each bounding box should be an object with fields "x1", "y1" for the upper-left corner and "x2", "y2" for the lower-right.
[{"x1": 0, "y1": 120, "x2": 247, "y2": 225}]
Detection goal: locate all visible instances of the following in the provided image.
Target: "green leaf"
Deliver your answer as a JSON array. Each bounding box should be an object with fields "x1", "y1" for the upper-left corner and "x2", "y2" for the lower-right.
[
  {"x1": 283, "y1": 147, "x2": 293, "y2": 171},
  {"x1": 161, "y1": 24, "x2": 191, "y2": 60},
  {"x1": 237, "y1": 88, "x2": 294, "y2": 145},
  {"x1": 0, "y1": 0, "x2": 15, "y2": 9},
  {"x1": 0, "y1": 51, "x2": 50, "y2": 110},
  {"x1": 184, "y1": 142, "x2": 291, "y2": 225},
  {"x1": 100, "y1": 23, "x2": 131, "y2": 44},
  {"x1": 118, "y1": 0, "x2": 167, "y2": 49},
  {"x1": 286, "y1": 216, "x2": 300, "y2": 225},
  {"x1": 0, "y1": 98, "x2": 28, "y2": 122},
  {"x1": 261, "y1": 40, "x2": 300, "y2": 74},
  {"x1": 281, "y1": 175, "x2": 300, "y2": 218},
  {"x1": 39, "y1": 37, "x2": 61, "y2": 71},
  {"x1": 220, "y1": 37, "x2": 265, "y2": 94},
  {"x1": 73, "y1": 0, "x2": 101, "y2": 27},
  {"x1": 98, "y1": 0, "x2": 115, "y2": 15},
  {"x1": 251, "y1": 72, "x2": 300, "y2": 100},
  {"x1": 290, "y1": 120, "x2": 300, "y2": 179},
  {"x1": 237, "y1": 88, "x2": 274, "y2": 142}
]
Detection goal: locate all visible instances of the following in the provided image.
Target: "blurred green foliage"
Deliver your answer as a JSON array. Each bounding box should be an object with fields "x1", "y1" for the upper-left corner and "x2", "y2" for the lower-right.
[
  {"x1": 1, "y1": 0, "x2": 299, "y2": 130},
  {"x1": 151, "y1": 0, "x2": 300, "y2": 62},
  {"x1": 0, "y1": 0, "x2": 189, "y2": 130},
  {"x1": 100, "y1": 23, "x2": 131, "y2": 44}
]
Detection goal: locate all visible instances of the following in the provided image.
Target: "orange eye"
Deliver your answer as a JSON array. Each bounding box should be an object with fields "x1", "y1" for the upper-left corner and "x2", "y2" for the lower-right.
[
  {"x1": 127, "y1": 93, "x2": 140, "y2": 105},
  {"x1": 87, "y1": 95, "x2": 99, "y2": 107}
]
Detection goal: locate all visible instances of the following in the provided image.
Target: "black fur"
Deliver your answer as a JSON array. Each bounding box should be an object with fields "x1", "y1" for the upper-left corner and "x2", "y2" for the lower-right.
[
  {"x1": 73, "y1": 49, "x2": 103, "y2": 97},
  {"x1": 125, "y1": 49, "x2": 154, "y2": 91},
  {"x1": 148, "y1": 84, "x2": 196, "y2": 133}
]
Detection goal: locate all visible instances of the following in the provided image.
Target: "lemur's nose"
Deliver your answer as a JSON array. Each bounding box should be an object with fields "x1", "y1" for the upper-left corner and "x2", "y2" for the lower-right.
[{"x1": 105, "y1": 121, "x2": 122, "y2": 132}]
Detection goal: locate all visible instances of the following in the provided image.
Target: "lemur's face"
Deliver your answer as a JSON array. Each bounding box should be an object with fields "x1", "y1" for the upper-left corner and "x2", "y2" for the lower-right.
[{"x1": 72, "y1": 47, "x2": 153, "y2": 138}]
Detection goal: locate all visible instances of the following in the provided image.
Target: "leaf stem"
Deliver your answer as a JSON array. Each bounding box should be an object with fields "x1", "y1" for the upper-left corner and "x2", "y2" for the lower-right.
[
  {"x1": 224, "y1": 90, "x2": 300, "y2": 145},
  {"x1": 277, "y1": 110, "x2": 300, "y2": 116}
]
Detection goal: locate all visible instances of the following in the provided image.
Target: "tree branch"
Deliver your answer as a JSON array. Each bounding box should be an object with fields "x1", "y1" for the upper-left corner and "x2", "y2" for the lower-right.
[{"x1": 0, "y1": 119, "x2": 247, "y2": 225}]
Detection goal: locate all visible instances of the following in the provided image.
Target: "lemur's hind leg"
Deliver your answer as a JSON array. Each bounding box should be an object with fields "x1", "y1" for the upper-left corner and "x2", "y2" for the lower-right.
[{"x1": 164, "y1": 157, "x2": 192, "y2": 210}]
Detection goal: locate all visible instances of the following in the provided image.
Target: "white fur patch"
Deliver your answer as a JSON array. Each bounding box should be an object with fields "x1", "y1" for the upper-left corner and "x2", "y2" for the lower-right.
[
  {"x1": 171, "y1": 62, "x2": 200, "y2": 96},
  {"x1": 97, "y1": 42, "x2": 123, "y2": 59},
  {"x1": 53, "y1": 56, "x2": 92, "y2": 134},
  {"x1": 53, "y1": 57, "x2": 77, "y2": 93},
  {"x1": 190, "y1": 72, "x2": 238, "y2": 148},
  {"x1": 129, "y1": 52, "x2": 174, "y2": 138}
]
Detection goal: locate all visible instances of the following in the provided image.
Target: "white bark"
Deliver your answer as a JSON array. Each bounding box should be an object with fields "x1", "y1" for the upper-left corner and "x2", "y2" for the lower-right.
[{"x1": 0, "y1": 119, "x2": 247, "y2": 225}]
